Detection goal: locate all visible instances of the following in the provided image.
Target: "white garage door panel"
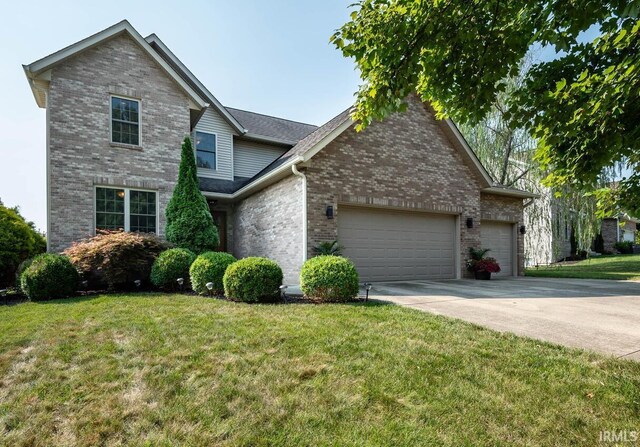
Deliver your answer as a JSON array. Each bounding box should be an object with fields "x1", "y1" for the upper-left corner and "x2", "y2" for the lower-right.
[
  {"x1": 480, "y1": 221, "x2": 514, "y2": 276},
  {"x1": 338, "y1": 207, "x2": 456, "y2": 281}
]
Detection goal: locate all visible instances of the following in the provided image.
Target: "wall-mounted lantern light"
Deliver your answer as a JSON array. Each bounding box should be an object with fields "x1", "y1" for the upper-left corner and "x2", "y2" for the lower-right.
[
  {"x1": 466, "y1": 217, "x2": 474, "y2": 229},
  {"x1": 326, "y1": 205, "x2": 334, "y2": 219},
  {"x1": 519, "y1": 225, "x2": 526, "y2": 235}
]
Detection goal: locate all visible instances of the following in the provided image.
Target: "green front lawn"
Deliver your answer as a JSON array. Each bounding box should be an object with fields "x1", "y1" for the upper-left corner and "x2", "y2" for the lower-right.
[
  {"x1": 526, "y1": 254, "x2": 640, "y2": 280},
  {"x1": 1, "y1": 295, "x2": 639, "y2": 446}
]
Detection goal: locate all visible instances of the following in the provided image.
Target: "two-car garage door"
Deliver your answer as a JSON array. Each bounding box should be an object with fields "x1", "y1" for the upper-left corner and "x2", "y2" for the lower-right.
[{"x1": 338, "y1": 206, "x2": 456, "y2": 281}]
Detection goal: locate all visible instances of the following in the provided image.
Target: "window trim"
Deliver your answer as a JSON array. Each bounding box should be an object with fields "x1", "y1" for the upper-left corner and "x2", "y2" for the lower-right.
[
  {"x1": 94, "y1": 186, "x2": 158, "y2": 234},
  {"x1": 194, "y1": 130, "x2": 218, "y2": 171},
  {"x1": 109, "y1": 94, "x2": 142, "y2": 147}
]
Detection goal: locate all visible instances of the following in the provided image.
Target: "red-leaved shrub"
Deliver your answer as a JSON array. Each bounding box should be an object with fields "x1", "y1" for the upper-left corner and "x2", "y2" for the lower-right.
[{"x1": 64, "y1": 231, "x2": 169, "y2": 290}]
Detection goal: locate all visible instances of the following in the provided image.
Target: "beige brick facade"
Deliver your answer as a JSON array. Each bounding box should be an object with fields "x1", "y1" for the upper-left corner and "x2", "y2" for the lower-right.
[
  {"x1": 232, "y1": 175, "x2": 304, "y2": 284},
  {"x1": 302, "y1": 96, "x2": 524, "y2": 278},
  {"x1": 47, "y1": 34, "x2": 190, "y2": 252}
]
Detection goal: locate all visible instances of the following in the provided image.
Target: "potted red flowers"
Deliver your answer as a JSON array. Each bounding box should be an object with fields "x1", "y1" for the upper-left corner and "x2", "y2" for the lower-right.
[{"x1": 466, "y1": 248, "x2": 501, "y2": 280}]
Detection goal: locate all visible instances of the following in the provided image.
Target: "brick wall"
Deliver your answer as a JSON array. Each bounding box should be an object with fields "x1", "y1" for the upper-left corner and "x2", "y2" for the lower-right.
[
  {"x1": 601, "y1": 218, "x2": 619, "y2": 253},
  {"x1": 233, "y1": 175, "x2": 304, "y2": 284},
  {"x1": 47, "y1": 34, "x2": 190, "y2": 252},
  {"x1": 304, "y1": 95, "x2": 492, "y2": 277},
  {"x1": 480, "y1": 193, "x2": 525, "y2": 275}
]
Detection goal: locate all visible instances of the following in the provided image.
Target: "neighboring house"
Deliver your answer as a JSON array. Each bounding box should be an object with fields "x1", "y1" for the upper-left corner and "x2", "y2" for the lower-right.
[
  {"x1": 523, "y1": 189, "x2": 572, "y2": 266},
  {"x1": 601, "y1": 213, "x2": 639, "y2": 252},
  {"x1": 23, "y1": 20, "x2": 536, "y2": 283}
]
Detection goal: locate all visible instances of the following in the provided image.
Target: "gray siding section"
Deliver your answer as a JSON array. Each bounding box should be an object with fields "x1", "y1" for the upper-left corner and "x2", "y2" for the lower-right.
[
  {"x1": 195, "y1": 108, "x2": 235, "y2": 180},
  {"x1": 234, "y1": 140, "x2": 287, "y2": 178},
  {"x1": 233, "y1": 175, "x2": 303, "y2": 284}
]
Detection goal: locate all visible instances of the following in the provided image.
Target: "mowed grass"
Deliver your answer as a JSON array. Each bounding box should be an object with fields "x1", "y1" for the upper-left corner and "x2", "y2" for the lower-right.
[
  {"x1": 1, "y1": 295, "x2": 639, "y2": 446},
  {"x1": 526, "y1": 254, "x2": 640, "y2": 280}
]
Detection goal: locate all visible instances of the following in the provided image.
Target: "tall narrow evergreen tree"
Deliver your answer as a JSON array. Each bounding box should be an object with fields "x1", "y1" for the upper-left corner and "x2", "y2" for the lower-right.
[{"x1": 165, "y1": 137, "x2": 219, "y2": 253}]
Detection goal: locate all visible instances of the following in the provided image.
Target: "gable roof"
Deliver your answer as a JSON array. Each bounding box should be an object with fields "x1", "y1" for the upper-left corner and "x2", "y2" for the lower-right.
[
  {"x1": 23, "y1": 20, "x2": 207, "y2": 110},
  {"x1": 144, "y1": 33, "x2": 246, "y2": 134},
  {"x1": 201, "y1": 104, "x2": 538, "y2": 200},
  {"x1": 226, "y1": 108, "x2": 318, "y2": 145}
]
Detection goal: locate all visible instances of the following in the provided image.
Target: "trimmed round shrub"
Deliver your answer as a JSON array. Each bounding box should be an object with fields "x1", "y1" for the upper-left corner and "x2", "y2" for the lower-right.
[
  {"x1": 300, "y1": 256, "x2": 359, "y2": 302},
  {"x1": 150, "y1": 248, "x2": 196, "y2": 290},
  {"x1": 64, "y1": 231, "x2": 169, "y2": 290},
  {"x1": 190, "y1": 251, "x2": 237, "y2": 295},
  {"x1": 223, "y1": 257, "x2": 283, "y2": 303},
  {"x1": 20, "y1": 253, "x2": 79, "y2": 301}
]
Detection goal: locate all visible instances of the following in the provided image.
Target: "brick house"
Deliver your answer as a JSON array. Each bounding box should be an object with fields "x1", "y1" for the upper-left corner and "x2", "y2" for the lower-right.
[{"x1": 24, "y1": 20, "x2": 536, "y2": 283}]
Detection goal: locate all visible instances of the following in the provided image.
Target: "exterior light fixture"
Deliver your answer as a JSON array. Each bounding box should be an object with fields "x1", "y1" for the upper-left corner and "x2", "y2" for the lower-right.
[
  {"x1": 134, "y1": 279, "x2": 141, "y2": 289},
  {"x1": 81, "y1": 280, "x2": 89, "y2": 290},
  {"x1": 519, "y1": 225, "x2": 526, "y2": 235},
  {"x1": 206, "y1": 282, "x2": 214, "y2": 297},
  {"x1": 279, "y1": 285, "x2": 288, "y2": 302},
  {"x1": 466, "y1": 217, "x2": 474, "y2": 229},
  {"x1": 326, "y1": 205, "x2": 334, "y2": 219},
  {"x1": 363, "y1": 282, "x2": 372, "y2": 302},
  {"x1": 177, "y1": 277, "x2": 184, "y2": 292}
]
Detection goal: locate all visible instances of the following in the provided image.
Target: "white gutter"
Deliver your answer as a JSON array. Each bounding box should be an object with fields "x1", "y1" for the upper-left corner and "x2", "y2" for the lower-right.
[
  {"x1": 201, "y1": 156, "x2": 304, "y2": 200},
  {"x1": 482, "y1": 186, "x2": 540, "y2": 199},
  {"x1": 291, "y1": 163, "x2": 308, "y2": 264}
]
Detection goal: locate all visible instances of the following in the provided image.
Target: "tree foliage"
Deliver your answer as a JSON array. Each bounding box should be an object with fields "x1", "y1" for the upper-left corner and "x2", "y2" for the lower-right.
[
  {"x1": 459, "y1": 53, "x2": 608, "y2": 260},
  {"x1": 165, "y1": 137, "x2": 219, "y2": 253},
  {"x1": 0, "y1": 202, "x2": 46, "y2": 287},
  {"x1": 332, "y1": 0, "x2": 640, "y2": 212}
]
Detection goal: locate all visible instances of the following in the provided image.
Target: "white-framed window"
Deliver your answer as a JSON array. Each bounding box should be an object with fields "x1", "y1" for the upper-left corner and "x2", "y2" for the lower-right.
[
  {"x1": 95, "y1": 186, "x2": 157, "y2": 234},
  {"x1": 111, "y1": 96, "x2": 140, "y2": 145},
  {"x1": 195, "y1": 131, "x2": 216, "y2": 169}
]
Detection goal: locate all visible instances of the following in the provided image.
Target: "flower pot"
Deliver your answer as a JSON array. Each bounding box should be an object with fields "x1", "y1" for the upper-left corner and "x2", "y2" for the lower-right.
[{"x1": 474, "y1": 270, "x2": 491, "y2": 280}]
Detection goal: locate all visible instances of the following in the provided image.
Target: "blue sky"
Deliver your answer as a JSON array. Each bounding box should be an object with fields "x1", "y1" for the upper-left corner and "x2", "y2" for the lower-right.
[{"x1": 0, "y1": 0, "x2": 358, "y2": 231}]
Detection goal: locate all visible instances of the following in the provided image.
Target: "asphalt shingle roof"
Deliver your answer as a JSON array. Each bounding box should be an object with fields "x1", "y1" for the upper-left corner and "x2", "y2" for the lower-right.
[
  {"x1": 226, "y1": 107, "x2": 318, "y2": 143},
  {"x1": 199, "y1": 107, "x2": 353, "y2": 195}
]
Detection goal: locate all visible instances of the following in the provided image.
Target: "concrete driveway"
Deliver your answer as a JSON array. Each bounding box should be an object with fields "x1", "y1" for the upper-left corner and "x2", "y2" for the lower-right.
[{"x1": 370, "y1": 277, "x2": 640, "y2": 360}]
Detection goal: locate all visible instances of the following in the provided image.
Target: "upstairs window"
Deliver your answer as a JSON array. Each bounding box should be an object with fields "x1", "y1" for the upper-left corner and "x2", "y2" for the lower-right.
[
  {"x1": 195, "y1": 131, "x2": 216, "y2": 169},
  {"x1": 96, "y1": 187, "x2": 156, "y2": 234},
  {"x1": 111, "y1": 96, "x2": 140, "y2": 145}
]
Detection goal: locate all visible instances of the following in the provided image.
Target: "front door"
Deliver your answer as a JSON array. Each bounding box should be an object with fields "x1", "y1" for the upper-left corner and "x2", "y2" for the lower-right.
[{"x1": 210, "y1": 210, "x2": 227, "y2": 251}]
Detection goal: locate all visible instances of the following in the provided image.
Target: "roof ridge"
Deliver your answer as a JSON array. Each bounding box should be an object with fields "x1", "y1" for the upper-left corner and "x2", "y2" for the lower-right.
[{"x1": 225, "y1": 106, "x2": 318, "y2": 128}]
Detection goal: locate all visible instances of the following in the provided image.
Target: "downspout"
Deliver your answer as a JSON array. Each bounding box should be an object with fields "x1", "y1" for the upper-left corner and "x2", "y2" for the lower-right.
[{"x1": 291, "y1": 164, "x2": 307, "y2": 264}]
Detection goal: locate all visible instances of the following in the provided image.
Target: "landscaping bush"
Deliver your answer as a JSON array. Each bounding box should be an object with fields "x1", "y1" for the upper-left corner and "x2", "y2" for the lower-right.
[
  {"x1": 20, "y1": 253, "x2": 78, "y2": 301},
  {"x1": 300, "y1": 255, "x2": 359, "y2": 302},
  {"x1": 223, "y1": 257, "x2": 283, "y2": 303},
  {"x1": 614, "y1": 241, "x2": 634, "y2": 254},
  {"x1": 165, "y1": 137, "x2": 219, "y2": 253},
  {"x1": 64, "y1": 231, "x2": 168, "y2": 290},
  {"x1": 150, "y1": 248, "x2": 196, "y2": 290},
  {"x1": 15, "y1": 257, "x2": 35, "y2": 293},
  {"x1": 0, "y1": 202, "x2": 46, "y2": 288},
  {"x1": 190, "y1": 251, "x2": 237, "y2": 295},
  {"x1": 312, "y1": 240, "x2": 343, "y2": 256}
]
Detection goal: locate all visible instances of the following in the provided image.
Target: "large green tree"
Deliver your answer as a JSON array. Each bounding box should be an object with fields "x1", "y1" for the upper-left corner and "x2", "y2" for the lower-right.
[
  {"x1": 0, "y1": 201, "x2": 46, "y2": 287},
  {"x1": 165, "y1": 137, "x2": 219, "y2": 253},
  {"x1": 332, "y1": 0, "x2": 640, "y2": 213}
]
